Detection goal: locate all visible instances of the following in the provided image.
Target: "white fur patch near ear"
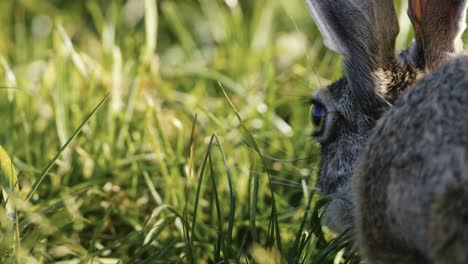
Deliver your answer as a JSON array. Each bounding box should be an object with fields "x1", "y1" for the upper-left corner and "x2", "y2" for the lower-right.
[
  {"x1": 305, "y1": 0, "x2": 346, "y2": 54},
  {"x1": 453, "y1": 0, "x2": 468, "y2": 42}
]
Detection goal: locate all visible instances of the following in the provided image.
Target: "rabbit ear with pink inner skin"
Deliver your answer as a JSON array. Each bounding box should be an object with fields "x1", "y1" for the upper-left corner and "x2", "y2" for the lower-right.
[{"x1": 409, "y1": 0, "x2": 468, "y2": 70}]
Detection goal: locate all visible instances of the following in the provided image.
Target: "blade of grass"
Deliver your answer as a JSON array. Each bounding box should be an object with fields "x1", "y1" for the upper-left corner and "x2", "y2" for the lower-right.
[
  {"x1": 160, "y1": 1, "x2": 196, "y2": 54},
  {"x1": 116, "y1": 78, "x2": 139, "y2": 148},
  {"x1": 0, "y1": 146, "x2": 20, "y2": 261},
  {"x1": 87, "y1": 203, "x2": 113, "y2": 254},
  {"x1": 212, "y1": 133, "x2": 235, "y2": 258},
  {"x1": 127, "y1": 218, "x2": 170, "y2": 264},
  {"x1": 144, "y1": 0, "x2": 158, "y2": 63},
  {"x1": 310, "y1": 196, "x2": 332, "y2": 249},
  {"x1": 250, "y1": 155, "x2": 259, "y2": 243},
  {"x1": 208, "y1": 153, "x2": 223, "y2": 263},
  {"x1": 0, "y1": 146, "x2": 19, "y2": 207},
  {"x1": 313, "y1": 231, "x2": 352, "y2": 263},
  {"x1": 188, "y1": 113, "x2": 198, "y2": 179},
  {"x1": 190, "y1": 134, "x2": 215, "y2": 251},
  {"x1": 237, "y1": 232, "x2": 249, "y2": 262},
  {"x1": 183, "y1": 113, "x2": 198, "y2": 263},
  {"x1": 143, "y1": 171, "x2": 162, "y2": 205},
  {"x1": 185, "y1": 68, "x2": 244, "y2": 95},
  {"x1": 218, "y1": 81, "x2": 282, "y2": 252},
  {"x1": 289, "y1": 189, "x2": 315, "y2": 263},
  {"x1": 26, "y1": 91, "x2": 110, "y2": 201},
  {"x1": 111, "y1": 46, "x2": 123, "y2": 113},
  {"x1": 0, "y1": 55, "x2": 17, "y2": 103}
]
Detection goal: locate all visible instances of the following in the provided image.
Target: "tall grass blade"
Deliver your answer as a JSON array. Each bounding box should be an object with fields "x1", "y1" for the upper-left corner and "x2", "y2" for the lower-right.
[
  {"x1": 0, "y1": 146, "x2": 19, "y2": 209},
  {"x1": 161, "y1": 1, "x2": 196, "y2": 54},
  {"x1": 183, "y1": 113, "x2": 198, "y2": 263},
  {"x1": 289, "y1": 190, "x2": 315, "y2": 262},
  {"x1": 111, "y1": 46, "x2": 123, "y2": 113},
  {"x1": 87, "y1": 203, "x2": 113, "y2": 255},
  {"x1": 127, "y1": 219, "x2": 169, "y2": 264},
  {"x1": 208, "y1": 153, "x2": 223, "y2": 263},
  {"x1": 190, "y1": 135, "x2": 215, "y2": 256},
  {"x1": 218, "y1": 82, "x2": 282, "y2": 252},
  {"x1": 26, "y1": 92, "x2": 110, "y2": 201},
  {"x1": 116, "y1": 78, "x2": 139, "y2": 148},
  {"x1": 250, "y1": 157, "x2": 259, "y2": 243},
  {"x1": 213, "y1": 134, "x2": 236, "y2": 258},
  {"x1": 0, "y1": 56, "x2": 17, "y2": 103},
  {"x1": 0, "y1": 146, "x2": 20, "y2": 261},
  {"x1": 144, "y1": 0, "x2": 158, "y2": 63}
]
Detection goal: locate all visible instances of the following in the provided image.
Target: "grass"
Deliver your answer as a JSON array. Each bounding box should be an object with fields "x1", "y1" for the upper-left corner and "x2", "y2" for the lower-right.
[{"x1": 0, "y1": 0, "x2": 419, "y2": 263}]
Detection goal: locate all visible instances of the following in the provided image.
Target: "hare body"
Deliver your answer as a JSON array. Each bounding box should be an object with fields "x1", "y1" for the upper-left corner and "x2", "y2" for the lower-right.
[{"x1": 354, "y1": 55, "x2": 468, "y2": 263}]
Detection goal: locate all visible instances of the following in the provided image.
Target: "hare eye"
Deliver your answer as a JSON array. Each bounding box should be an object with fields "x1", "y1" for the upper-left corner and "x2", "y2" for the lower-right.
[{"x1": 311, "y1": 103, "x2": 327, "y2": 134}]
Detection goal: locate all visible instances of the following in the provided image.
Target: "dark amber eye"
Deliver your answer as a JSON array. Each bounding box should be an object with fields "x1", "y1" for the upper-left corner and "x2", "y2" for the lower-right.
[{"x1": 311, "y1": 103, "x2": 326, "y2": 133}]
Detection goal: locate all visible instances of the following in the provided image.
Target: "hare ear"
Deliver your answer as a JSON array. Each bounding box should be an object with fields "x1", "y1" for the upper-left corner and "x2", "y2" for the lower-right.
[
  {"x1": 409, "y1": 0, "x2": 468, "y2": 70},
  {"x1": 306, "y1": 1, "x2": 346, "y2": 54},
  {"x1": 306, "y1": 0, "x2": 400, "y2": 112}
]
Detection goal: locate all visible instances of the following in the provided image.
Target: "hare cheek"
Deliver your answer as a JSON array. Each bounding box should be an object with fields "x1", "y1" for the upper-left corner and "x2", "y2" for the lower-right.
[
  {"x1": 323, "y1": 200, "x2": 353, "y2": 233},
  {"x1": 318, "y1": 151, "x2": 355, "y2": 232},
  {"x1": 323, "y1": 180, "x2": 353, "y2": 233}
]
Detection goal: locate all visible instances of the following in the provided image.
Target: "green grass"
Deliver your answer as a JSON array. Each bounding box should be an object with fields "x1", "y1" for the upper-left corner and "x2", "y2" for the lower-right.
[{"x1": 0, "y1": 0, "x2": 417, "y2": 263}]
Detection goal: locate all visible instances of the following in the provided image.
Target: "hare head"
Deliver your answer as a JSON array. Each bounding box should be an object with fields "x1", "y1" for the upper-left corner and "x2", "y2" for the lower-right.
[{"x1": 306, "y1": 0, "x2": 468, "y2": 233}]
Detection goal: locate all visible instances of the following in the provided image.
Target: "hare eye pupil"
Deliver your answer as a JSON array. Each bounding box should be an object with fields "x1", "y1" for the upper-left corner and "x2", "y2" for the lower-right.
[{"x1": 312, "y1": 104, "x2": 326, "y2": 130}]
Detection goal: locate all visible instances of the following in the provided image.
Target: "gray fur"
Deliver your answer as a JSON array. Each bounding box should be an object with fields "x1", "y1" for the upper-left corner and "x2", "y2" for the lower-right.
[
  {"x1": 354, "y1": 55, "x2": 468, "y2": 263},
  {"x1": 306, "y1": 0, "x2": 468, "y2": 261}
]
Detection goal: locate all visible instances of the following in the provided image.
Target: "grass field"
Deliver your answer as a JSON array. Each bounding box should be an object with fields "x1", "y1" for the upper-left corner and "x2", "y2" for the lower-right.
[{"x1": 0, "y1": 0, "x2": 418, "y2": 263}]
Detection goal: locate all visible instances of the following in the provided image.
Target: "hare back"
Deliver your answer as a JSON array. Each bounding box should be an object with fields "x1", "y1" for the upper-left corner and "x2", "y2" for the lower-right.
[{"x1": 353, "y1": 54, "x2": 468, "y2": 263}]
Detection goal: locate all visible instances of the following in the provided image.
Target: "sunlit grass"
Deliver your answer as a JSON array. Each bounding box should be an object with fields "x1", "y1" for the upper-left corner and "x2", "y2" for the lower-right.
[{"x1": 0, "y1": 0, "x2": 430, "y2": 263}]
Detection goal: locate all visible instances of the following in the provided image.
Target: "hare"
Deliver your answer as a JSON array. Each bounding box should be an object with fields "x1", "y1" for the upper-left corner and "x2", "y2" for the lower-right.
[{"x1": 306, "y1": 0, "x2": 468, "y2": 262}]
